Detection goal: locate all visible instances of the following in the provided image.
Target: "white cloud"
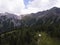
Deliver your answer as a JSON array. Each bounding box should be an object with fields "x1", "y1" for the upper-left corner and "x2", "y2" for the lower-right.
[
  {"x1": 21, "y1": 0, "x2": 59, "y2": 15},
  {"x1": 27, "y1": 0, "x2": 57, "y2": 11},
  {"x1": 55, "y1": 0, "x2": 60, "y2": 7},
  {"x1": 21, "y1": 7, "x2": 40, "y2": 14},
  {"x1": 0, "y1": 0, "x2": 60, "y2": 15},
  {"x1": 0, "y1": 0, "x2": 25, "y2": 15}
]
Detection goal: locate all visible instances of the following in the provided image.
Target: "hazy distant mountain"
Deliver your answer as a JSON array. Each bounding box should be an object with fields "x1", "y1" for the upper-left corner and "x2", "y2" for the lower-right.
[
  {"x1": 0, "y1": 12, "x2": 22, "y2": 33},
  {"x1": 0, "y1": 12, "x2": 21, "y2": 19}
]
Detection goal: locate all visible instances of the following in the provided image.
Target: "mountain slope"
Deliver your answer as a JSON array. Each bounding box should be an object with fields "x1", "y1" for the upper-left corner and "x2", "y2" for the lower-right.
[
  {"x1": 22, "y1": 7, "x2": 60, "y2": 26},
  {"x1": 0, "y1": 12, "x2": 22, "y2": 33}
]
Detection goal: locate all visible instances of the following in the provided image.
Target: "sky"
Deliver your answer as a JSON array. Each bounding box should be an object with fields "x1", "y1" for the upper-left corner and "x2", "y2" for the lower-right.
[{"x1": 0, "y1": 0, "x2": 60, "y2": 15}]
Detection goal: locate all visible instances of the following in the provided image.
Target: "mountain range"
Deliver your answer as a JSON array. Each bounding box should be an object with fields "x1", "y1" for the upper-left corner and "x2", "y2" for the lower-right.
[
  {"x1": 22, "y1": 7, "x2": 60, "y2": 26},
  {"x1": 0, "y1": 7, "x2": 60, "y2": 33}
]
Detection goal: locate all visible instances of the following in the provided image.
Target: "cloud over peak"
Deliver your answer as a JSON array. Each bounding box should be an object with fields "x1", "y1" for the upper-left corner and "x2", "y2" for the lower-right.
[{"x1": 0, "y1": 0, "x2": 60, "y2": 15}]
